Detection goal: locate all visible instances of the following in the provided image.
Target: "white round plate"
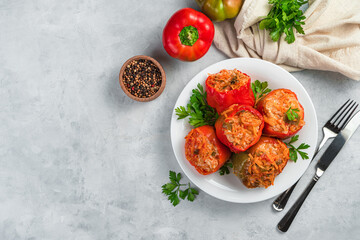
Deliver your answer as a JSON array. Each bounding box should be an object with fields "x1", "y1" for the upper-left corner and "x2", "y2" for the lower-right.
[{"x1": 170, "y1": 58, "x2": 318, "y2": 203}]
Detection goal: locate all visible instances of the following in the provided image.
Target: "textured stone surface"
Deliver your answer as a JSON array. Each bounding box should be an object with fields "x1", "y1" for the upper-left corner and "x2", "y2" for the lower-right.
[{"x1": 0, "y1": 0, "x2": 359, "y2": 239}]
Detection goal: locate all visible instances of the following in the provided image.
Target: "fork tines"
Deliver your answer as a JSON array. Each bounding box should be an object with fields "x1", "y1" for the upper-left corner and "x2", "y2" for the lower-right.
[{"x1": 327, "y1": 99, "x2": 359, "y2": 132}]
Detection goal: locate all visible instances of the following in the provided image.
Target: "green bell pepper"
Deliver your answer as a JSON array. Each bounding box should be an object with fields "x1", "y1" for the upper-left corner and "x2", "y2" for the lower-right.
[{"x1": 195, "y1": 0, "x2": 244, "y2": 22}]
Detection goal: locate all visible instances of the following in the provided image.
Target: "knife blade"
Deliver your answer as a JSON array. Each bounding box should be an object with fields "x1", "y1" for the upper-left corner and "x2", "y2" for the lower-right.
[
  {"x1": 278, "y1": 110, "x2": 360, "y2": 232},
  {"x1": 317, "y1": 110, "x2": 360, "y2": 171}
]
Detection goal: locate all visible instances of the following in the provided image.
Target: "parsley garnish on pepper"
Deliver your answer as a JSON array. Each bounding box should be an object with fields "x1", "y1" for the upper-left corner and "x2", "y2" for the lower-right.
[
  {"x1": 175, "y1": 83, "x2": 218, "y2": 127},
  {"x1": 219, "y1": 162, "x2": 233, "y2": 175},
  {"x1": 251, "y1": 80, "x2": 272, "y2": 102},
  {"x1": 161, "y1": 171, "x2": 199, "y2": 206},
  {"x1": 286, "y1": 135, "x2": 310, "y2": 162},
  {"x1": 259, "y1": 0, "x2": 307, "y2": 44},
  {"x1": 286, "y1": 107, "x2": 300, "y2": 121}
]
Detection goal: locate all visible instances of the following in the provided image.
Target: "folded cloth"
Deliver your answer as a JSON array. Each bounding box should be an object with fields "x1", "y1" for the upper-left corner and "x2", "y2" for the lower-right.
[{"x1": 213, "y1": 0, "x2": 360, "y2": 80}]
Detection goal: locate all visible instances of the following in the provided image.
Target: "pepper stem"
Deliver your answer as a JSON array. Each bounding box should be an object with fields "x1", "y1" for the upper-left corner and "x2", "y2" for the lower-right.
[{"x1": 179, "y1": 26, "x2": 199, "y2": 46}]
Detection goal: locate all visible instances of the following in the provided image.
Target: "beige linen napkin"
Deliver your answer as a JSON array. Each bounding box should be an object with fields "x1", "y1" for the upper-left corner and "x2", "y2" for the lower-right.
[{"x1": 213, "y1": 0, "x2": 360, "y2": 80}]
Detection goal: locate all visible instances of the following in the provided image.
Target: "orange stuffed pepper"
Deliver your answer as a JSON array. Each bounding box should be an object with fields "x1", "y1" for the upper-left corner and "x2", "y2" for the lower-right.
[
  {"x1": 185, "y1": 125, "x2": 231, "y2": 175},
  {"x1": 256, "y1": 89, "x2": 305, "y2": 139}
]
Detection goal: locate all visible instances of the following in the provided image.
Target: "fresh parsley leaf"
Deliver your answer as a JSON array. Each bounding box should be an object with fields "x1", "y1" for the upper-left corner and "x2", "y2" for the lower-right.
[
  {"x1": 176, "y1": 172, "x2": 181, "y2": 182},
  {"x1": 288, "y1": 134, "x2": 299, "y2": 144},
  {"x1": 285, "y1": 135, "x2": 310, "y2": 162},
  {"x1": 251, "y1": 80, "x2": 272, "y2": 103},
  {"x1": 169, "y1": 171, "x2": 177, "y2": 184},
  {"x1": 259, "y1": 0, "x2": 307, "y2": 44},
  {"x1": 168, "y1": 192, "x2": 180, "y2": 206},
  {"x1": 190, "y1": 188, "x2": 199, "y2": 195},
  {"x1": 298, "y1": 150, "x2": 309, "y2": 160},
  {"x1": 175, "y1": 83, "x2": 218, "y2": 127},
  {"x1": 161, "y1": 170, "x2": 199, "y2": 206},
  {"x1": 298, "y1": 143, "x2": 310, "y2": 150},
  {"x1": 286, "y1": 107, "x2": 300, "y2": 121},
  {"x1": 187, "y1": 192, "x2": 195, "y2": 202},
  {"x1": 161, "y1": 185, "x2": 172, "y2": 195},
  {"x1": 164, "y1": 183, "x2": 176, "y2": 191},
  {"x1": 179, "y1": 189, "x2": 188, "y2": 200},
  {"x1": 219, "y1": 162, "x2": 233, "y2": 175},
  {"x1": 175, "y1": 106, "x2": 190, "y2": 119}
]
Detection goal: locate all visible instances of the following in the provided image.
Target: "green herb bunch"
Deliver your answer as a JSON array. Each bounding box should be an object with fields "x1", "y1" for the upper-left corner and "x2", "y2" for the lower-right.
[
  {"x1": 162, "y1": 171, "x2": 199, "y2": 206},
  {"x1": 286, "y1": 135, "x2": 310, "y2": 162},
  {"x1": 259, "y1": 0, "x2": 307, "y2": 44},
  {"x1": 175, "y1": 84, "x2": 218, "y2": 127}
]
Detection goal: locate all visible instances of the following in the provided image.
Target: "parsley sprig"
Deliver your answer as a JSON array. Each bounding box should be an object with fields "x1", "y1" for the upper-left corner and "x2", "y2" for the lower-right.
[
  {"x1": 286, "y1": 107, "x2": 300, "y2": 121},
  {"x1": 259, "y1": 0, "x2": 307, "y2": 44},
  {"x1": 286, "y1": 135, "x2": 310, "y2": 162},
  {"x1": 251, "y1": 80, "x2": 272, "y2": 102},
  {"x1": 219, "y1": 162, "x2": 233, "y2": 175},
  {"x1": 175, "y1": 84, "x2": 218, "y2": 127},
  {"x1": 161, "y1": 171, "x2": 199, "y2": 207}
]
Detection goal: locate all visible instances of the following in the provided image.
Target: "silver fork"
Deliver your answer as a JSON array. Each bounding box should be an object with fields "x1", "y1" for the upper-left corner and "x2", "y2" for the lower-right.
[{"x1": 272, "y1": 99, "x2": 358, "y2": 212}]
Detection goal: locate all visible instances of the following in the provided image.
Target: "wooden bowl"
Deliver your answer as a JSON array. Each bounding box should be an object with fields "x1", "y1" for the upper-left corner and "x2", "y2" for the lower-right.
[{"x1": 119, "y1": 55, "x2": 166, "y2": 102}]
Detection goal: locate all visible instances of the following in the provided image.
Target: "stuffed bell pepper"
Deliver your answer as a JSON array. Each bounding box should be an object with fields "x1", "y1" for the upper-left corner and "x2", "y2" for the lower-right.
[
  {"x1": 206, "y1": 69, "x2": 255, "y2": 113},
  {"x1": 215, "y1": 104, "x2": 264, "y2": 153},
  {"x1": 232, "y1": 136, "x2": 290, "y2": 188},
  {"x1": 256, "y1": 88, "x2": 305, "y2": 139},
  {"x1": 185, "y1": 125, "x2": 231, "y2": 175}
]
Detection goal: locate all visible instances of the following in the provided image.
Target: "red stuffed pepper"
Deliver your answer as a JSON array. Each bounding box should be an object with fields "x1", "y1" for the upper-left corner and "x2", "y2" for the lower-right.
[
  {"x1": 232, "y1": 136, "x2": 290, "y2": 188},
  {"x1": 185, "y1": 125, "x2": 231, "y2": 175},
  {"x1": 256, "y1": 88, "x2": 305, "y2": 139},
  {"x1": 215, "y1": 104, "x2": 264, "y2": 153},
  {"x1": 206, "y1": 69, "x2": 255, "y2": 113}
]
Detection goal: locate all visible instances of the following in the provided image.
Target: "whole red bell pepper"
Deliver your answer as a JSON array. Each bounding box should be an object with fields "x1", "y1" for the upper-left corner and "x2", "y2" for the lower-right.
[
  {"x1": 162, "y1": 8, "x2": 215, "y2": 62},
  {"x1": 215, "y1": 104, "x2": 264, "y2": 153},
  {"x1": 206, "y1": 69, "x2": 255, "y2": 113},
  {"x1": 185, "y1": 125, "x2": 231, "y2": 175},
  {"x1": 256, "y1": 88, "x2": 305, "y2": 139}
]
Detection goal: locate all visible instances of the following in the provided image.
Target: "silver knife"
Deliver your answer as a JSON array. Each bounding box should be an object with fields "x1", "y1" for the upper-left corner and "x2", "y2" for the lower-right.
[{"x1": 277, "y1": 110, "x2": 360, "y2": 232}]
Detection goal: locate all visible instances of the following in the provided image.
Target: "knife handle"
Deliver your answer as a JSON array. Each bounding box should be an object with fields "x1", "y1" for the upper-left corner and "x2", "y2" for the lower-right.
[{"x1": 277, "y1": 171, "x2": 321, "y2": 232}]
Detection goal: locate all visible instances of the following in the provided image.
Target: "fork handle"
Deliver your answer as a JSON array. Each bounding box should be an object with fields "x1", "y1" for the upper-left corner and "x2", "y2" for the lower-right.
[
  {"x1": 277, "y1": 172, "x2": 320, "y2": 232},
  {"x1": 318, "y1": 135, "x2": 329, "y2": 151},
  {"x1": 273, "y1": 180, "x2": 298, "y2": 211}
]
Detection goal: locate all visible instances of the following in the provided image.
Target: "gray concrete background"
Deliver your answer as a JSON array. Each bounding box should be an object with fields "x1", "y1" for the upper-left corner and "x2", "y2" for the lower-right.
[{"x1": 0, "y1": 0, "x2": 359, "y2": 239}]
